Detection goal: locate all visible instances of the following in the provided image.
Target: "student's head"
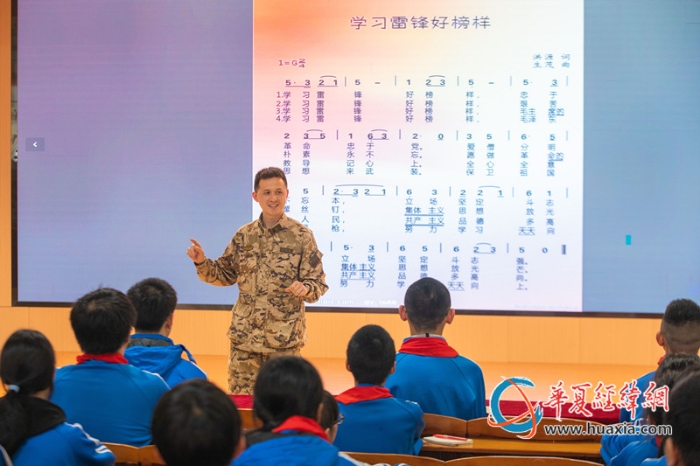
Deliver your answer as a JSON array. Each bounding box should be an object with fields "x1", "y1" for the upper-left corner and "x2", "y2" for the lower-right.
[
  {"x1": 70, "y1": 287, "x2": 136, "y2": 354},
  {"x1": 253, "y1": 167, "x2": 288, "y2": 192},
  {"x1": 127, "y1": 278, "x2": 178, "y2": 334},
  {"x1": 0, "y1": 329, "x2": 56, "y2": 456},
  {"x1": 319, "y1": 390, "x2": 341, "y2": 443},
  {"x1": 658, "y1": 299, "x2": 700, "y2": 354},
  {"x1": 253, "y1": 356, "x2": 323, "y2": 428},
  {"x1": 664, "y1": 371, "x2": 700, "y2": 466},
  {"x1": 346, "y1": 325, "x2": 396, "y2": 385},
  {"x1": 152, "y1": 379, "x2": 243, "y2": 466},
  {"x1": 401, "y1": 277, "x2": 454, "y2": 334},
  {"x1": 646, "y1": 354, "x2": 700, "y2": 426}
]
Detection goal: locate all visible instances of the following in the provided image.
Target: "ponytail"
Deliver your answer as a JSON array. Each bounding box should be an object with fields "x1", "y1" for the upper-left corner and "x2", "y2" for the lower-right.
[
  {"x1": 0, "y1": 391, "x2": 30, "y2": 456},
  {"x1": 0, "y1": 329, "x2": 56, "y2": 456}
]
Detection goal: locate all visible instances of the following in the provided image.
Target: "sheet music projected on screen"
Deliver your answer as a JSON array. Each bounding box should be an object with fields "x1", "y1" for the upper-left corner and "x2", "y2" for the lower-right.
[{"x1": 253, "y1": 0, "x2": 583, "y2": 311}]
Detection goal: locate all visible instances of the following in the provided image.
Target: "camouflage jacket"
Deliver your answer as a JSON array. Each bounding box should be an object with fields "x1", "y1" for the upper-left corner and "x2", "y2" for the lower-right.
[{"x1": 195, "y1": 214, "x2": 328, "y2": 352}]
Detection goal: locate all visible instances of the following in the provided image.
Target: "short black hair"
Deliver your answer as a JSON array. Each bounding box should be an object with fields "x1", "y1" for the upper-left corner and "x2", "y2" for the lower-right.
[
  {"x1": 664, "y1": 371, "x2": 700, "y2": 465},
  {"x1": 346, "y1": 325, "x2": 395, "y2": 385},
  {"x1": 319, "y1": 390, "x2": 339, "y2": 430},
  {"x1": 254, "y1": 167, "x2": 287, "y2": 191},
  {"x1": 70, "y1": 288, "x2": 136, "y2": 354},
  {"x1": 0, "y1": 329, "x2": 56, "y2": 456},
  {"x1": 152, "y1": 379, "x2": 241, "y2": 466},
  {"x1": 404, "y1": 277, "x2": 452, "y2": 332},
  {"x1": 127, "y1": 278, "x2": 177, "y2": 332},
  {"x1": 661, "y1": 299, "x2": 700, "y2": 353},
  {"x1": 647, "y1": 354, "x2": 700, "y2": 426},
  {"x1": 253, "y1": 356, "x2": 323, "y2": 428}
]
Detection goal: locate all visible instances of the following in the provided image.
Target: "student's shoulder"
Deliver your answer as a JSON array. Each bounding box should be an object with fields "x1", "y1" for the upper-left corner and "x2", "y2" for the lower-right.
[
  {"x1": 390, "y1": 396, "x2": 424, "y2": 419},
  {"x1": 451, "y1": 354, "x2": 485, "y2": 374},
  {"x1": 124, "y1": 364, "x2": 170, "y2": 390},
  {"x1": 54, "y1": 364, "x2": 78, "y2": 380},
  {"x1": 171, "y1": 358, "x2": 208, "y2": 383},
  {"x1": 53, "y1": 421, "x2": 100, "y2": 445},
  {"x1": 636, "y1": 369, "x2": 656, "y2": 386},
  {"x1": 21, "y1": 423, "x2": 105, "y2": 456},
  {"x1": 56, "y1": 423, "x2": 116, "y2": 464},
  {"x1": 640, "y1": 457, "x2": 666, "y2": 466}
]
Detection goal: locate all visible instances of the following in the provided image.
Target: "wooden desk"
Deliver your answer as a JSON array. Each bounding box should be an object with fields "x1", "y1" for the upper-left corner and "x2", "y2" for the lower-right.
[{"x1": 421, "y1": 438, "x2": 602, "y2": 462}]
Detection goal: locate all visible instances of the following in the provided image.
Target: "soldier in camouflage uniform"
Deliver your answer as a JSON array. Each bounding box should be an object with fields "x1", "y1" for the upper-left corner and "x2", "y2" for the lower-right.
[{"x1": 187, "y1": 167, "x2": 328, "y2": 394}]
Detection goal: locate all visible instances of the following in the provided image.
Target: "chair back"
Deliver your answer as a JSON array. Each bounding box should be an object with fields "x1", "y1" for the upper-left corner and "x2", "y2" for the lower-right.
[
  {"x1": 103, "y1": 443, "x2": 140, "y2": 466},
  {"x1": 345, "y1": 452, "x2": 445, "y2": 465},
  {"x1": 422, "y1": 413, "x2": 468, "y2": 437},
  {"x1": 445, "y1": 456, "x2": 602, "y2": 466},
  {"x1": 465, "y1": 417, "x2": 603, "y2": 441},
  {"x1": 239, "y1": 407, "x2": 264, "y2": 430},
  {"x1": 138, "y1": 445, "x2": 166, "y2": 466}
]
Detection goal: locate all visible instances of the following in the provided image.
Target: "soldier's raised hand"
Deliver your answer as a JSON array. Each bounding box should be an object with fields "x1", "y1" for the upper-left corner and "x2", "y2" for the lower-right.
[{"x1": 187, "y1": 238, "x2": 206, "y2": 264}]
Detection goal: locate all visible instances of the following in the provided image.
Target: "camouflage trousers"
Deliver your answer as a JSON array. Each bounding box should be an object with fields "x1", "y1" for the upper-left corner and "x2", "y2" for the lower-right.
[{"x1": 228, "y1": 342, "x2": 301, "y2": 394}]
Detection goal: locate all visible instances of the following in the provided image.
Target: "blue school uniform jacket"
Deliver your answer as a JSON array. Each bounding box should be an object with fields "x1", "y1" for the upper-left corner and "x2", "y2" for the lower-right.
[
  {"x1": 602, "y1": 368, "x2": 656, "y2": 463},
  {"x1": 51, "y1": 360, "x2": 169, "y2": 446},
  {"x1": 7, "y1": 396, "x2": 114, "y2": 466},
  {"x1": 619, "y1": 370, "x2": 655, "y2": 423},
  {"x1": 641, "y1": 457, "x2": 666, "y2": 466},
  {"x1": 334, "y1": 385, "x2": 425, "y2": 455},
  {"x1": 386, "y1": 336, "x2": 486, "y2": 421},
  {"x1": 13, "y1": 422, "x2": 115, "y2": 466},
  {"x1": 236, "y1": 430, "x2": 364, "y2": 465},
  {"x1": 125, "y1": 334, "x2": 207, "y2": 387},
  {"x1": 609, "y1": 437, "x2": 659, "y2": 466}
]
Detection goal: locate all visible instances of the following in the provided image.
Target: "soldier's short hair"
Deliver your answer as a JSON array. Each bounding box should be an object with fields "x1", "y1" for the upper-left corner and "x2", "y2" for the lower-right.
[
  {"x1": 404, "y1": 277, "x2": 452, "y2": 333},
  {"x1": 347, "y1": 325, "x2": 396, "y2": 385},
  {"x1": 254, "y1": 167, "x2": 288, "y2": 191},
  {"x1": 70, "y1": 288, "x2": 136, "y2": 354},
  {"x1": 152, "y1": 379, "x2": 241, "y2": 466},
  {"x1": 127, "y1": 278, "x2": 177, "y2": 332},
  {"x1": 253, "y1": 356, "x2": 323, "y2": 427},
  {"x1": 661, "y1": 299, "x2": 700, "y2": 354}
]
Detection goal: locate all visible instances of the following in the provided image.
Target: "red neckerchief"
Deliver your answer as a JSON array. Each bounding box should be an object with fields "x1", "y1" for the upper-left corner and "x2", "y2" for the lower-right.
[
  {"x1": 398, "y1": 336, "x2": 459, "y2": 358},
  {"x1": 76, "y1": 353, "x2": 128, "y2": 365},
  {"x1": 656, "y1": 435, "x2": 663, "y2": 448},
  {"x1": 657, "y1": 355, "x2": 665, "y2": 366},
  {"x1": 335, "y1": 386, "x2": 393, "y2": 405},
  {"x1": 272, "y1": 415, "x2": 329, "y2": 442}
]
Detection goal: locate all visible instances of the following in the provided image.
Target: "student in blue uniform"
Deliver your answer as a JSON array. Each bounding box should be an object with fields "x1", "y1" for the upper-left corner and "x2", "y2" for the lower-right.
[
  {"x1": 125, "y1": 278, "x2": 207, "y2": 387},
  {"x1": 663, "y1": 370, "x2": 700, "y2": 466},
  {"x1": 51, "y1": 287, "x2": 170, "y2": 447},
  {"x1": 620, "y1": 299, "x2": 700, "y2": 423},
  {"x1": 334, "y1": 325, "x2": 425, "y2": 455},
  {"x1": 602, "y1": 299, "x2": 700, "y2": 464},
  {"x1": 0, "y1": 329, "x2": 115, "y2": 466},
  {"x1": 385, "y1": 277, "x2": 486, "y2": 421},
  {"x1": 234, "y1": 356, "x2": 364, "y2": 466},
  {"x1": 605, "y1": 354, "x2": 700, "y2": 466},
  {"x1": 152, "y1": 379, "x2": 243, "y2": 466}
]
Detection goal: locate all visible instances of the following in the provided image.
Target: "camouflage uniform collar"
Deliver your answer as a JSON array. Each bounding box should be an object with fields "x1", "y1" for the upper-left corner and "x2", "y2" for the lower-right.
[{"x1": 257, "y1": 212, "x2": 290, "y2": 234}]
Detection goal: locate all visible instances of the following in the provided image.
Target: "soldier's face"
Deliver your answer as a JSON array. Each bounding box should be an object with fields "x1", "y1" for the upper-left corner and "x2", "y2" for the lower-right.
[{"x1": 253, "y1": 177, "x2": 289, "y2": 219}]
